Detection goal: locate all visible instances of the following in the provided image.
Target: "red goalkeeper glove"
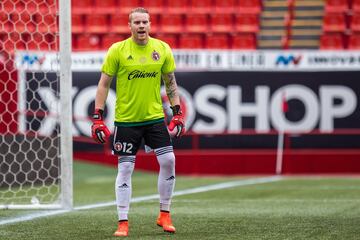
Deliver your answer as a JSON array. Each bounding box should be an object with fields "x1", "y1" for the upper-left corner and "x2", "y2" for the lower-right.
[
  {"x1": 91, "y1": 109, "x2": 111, "y2": 144},
  {"x1": 168, "y1": 105, "x2": 185, "y2": 138}
]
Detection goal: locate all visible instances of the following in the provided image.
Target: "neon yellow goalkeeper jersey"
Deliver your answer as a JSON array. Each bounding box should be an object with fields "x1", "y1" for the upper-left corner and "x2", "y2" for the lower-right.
[{"x1": 101, "y1": 37, "x2": 176, "y2": 126}]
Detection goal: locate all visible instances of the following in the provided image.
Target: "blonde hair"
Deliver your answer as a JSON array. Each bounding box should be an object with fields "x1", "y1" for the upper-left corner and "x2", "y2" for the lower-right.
[{"x1": 129, "y1": 7, "x2": 149, "y2": 23}]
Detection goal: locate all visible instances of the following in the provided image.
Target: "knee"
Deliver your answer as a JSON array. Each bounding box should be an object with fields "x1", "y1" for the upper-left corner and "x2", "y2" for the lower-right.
[{"x1": 158, "y1": 152, "x2": 175, "y2": 169}]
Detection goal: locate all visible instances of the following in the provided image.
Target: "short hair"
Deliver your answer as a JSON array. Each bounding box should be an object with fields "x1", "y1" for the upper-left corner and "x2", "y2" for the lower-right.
[{"x1": 128, "y1": 7, "x2": 149, "y2": 23}]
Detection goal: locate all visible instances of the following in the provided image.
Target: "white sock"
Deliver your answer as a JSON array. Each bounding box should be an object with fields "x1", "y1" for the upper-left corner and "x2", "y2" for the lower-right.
[
  {"x1": 115, "y1": 156, "x2": 135, "y2": 221},
  {"x1": 155, "y1": 146, "x2": 175, "y2": 212}
]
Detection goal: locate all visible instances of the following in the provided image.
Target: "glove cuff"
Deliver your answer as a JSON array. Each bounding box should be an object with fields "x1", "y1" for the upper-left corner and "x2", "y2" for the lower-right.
[
  {"x1": 170, "y1": 105, "x2": 182, "y2": 116},
  {"x1": 92, "y1": 108, "x2": 104, "y2": 120}
]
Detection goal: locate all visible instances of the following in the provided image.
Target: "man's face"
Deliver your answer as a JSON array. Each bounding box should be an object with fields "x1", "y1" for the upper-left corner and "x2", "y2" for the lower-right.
[{"x1": 129, "y1": 12, "x2": 150, "y2": 44}]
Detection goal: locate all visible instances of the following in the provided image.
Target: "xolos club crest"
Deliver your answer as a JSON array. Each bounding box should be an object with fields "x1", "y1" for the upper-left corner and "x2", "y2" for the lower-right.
[{"x1": 152, "y1": 50, "x2": 160, "y2": 61}]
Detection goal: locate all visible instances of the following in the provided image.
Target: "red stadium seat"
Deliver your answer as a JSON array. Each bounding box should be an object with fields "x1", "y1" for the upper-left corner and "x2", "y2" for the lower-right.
[
  {"x1": 353, "y1": 0, "x2": 360, "y2": 13},
  {"x1": 11, "y1": 12, "x2": 35, "y2": 34},
  {"x1": 118, "y1": 0, "x2": 140, "y2": 13},
  {"x1": 350, "y1": 13, "x2": 360, "y2": 32},
  {"x1": 72, "y1": 0, "x2": 93, "y2": 14},
  {"x1": 85, "y1": 14, "x2": 109, "y2": 33},
  {"x1": 235, "y1": 14, "x2": 259, "y2": 33},
  {"x1": 179, "y1": 34, "x2": 204, "y2": 48},
  {"x1": 185, "y1": 14, "x2": 208, "y2": 33},
  {"x1": 210, "y1": 14, "x2": 234, "y2": 33},
  {"x1": 320, "y1": 33, "x2": 344, "y2": 49},
  {"x1": 94, "y1": 0, "x2": 117, "y2": 14},
  {"x1": 2, "y1": 0, "x2": 25, "y2": 13},
  {"x1": 214, "y1": 0, "x2": 236, "y2": 13},
  {"x1": 231, "y1": 33, "x2": 256, "y2": 49},
  {"x1": 102, "y1": 34, "x2": 127, "y2": 49},
  {"x1": 322, "y1": 13, "x2": 346, "y2": 32},
  {"x1": 189, "y1": 0, "x2": 212, "y2": 14},
  {"x1": 149, "y1": 14, "x2": 160, "y2": 32},
  {"x1": 72, "y1": 14, "x2": 85, "y2": 34},
  {"x1": 348, "y1": 33, "x2": 360, "y2": 49},
  {"x1": 110, "y1": 14, "x2": 129, "y2": 33},
  {"x1": 26, "y1": 32, "x2": 55, "y2": 50},
  {"x1": 35, "y1": 13, "x2": 57, "y2": 33},
  {"x1": 0, "y1": 11, "x2": 12, "y2": 33},
  {"x1": 205, "y1": 34, "x2": 230, "y2": 49},
  {"x1": 238, "y1": 0, "x2": 262, "y2": 14},
  {"x1": 74, "y1": 34, "x2": 101, "y2": 51},
  {"x1": 142, "y1": 0, "x2": 165, "y2": 14},
  {"x1": 155, "y1": 34, "x2": 178, "y2": 48},
  {"x1": 325, "y1": 0, "x2": 349, "y2": 13},
  {"x1": 166, "y1": 0, "x2": 189, "y2": 14},
  {"x1": 2, "y1": 32, "x2": 26, "y2": 51},
  {"x1": 159, "y1": 14, "x2": 183, "y2": 33}
]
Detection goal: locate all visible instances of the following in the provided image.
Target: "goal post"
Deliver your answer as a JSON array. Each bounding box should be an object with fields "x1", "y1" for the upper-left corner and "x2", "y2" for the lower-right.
[{"x1": 0, "y1": 0, "x2": 73, "y2": 209}]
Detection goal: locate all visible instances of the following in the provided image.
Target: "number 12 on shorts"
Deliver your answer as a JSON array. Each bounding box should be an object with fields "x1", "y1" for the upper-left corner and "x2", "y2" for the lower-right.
[{"x1": 114, "y1": 141, "x2": 133, "y2": 154}]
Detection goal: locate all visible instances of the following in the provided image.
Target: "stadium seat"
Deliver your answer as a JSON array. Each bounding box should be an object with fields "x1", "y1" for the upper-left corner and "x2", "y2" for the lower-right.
[
  {"x1": 74, "y1": 34, "x2": 101, "y2": 51},
  {"x1": 35, "y1": 13, "x2": 57, "y2": 33},
  {"x1": 85, "y1": 14, "x2": 109, "y2": 33},
  {"x1": 235, "y1": 14, "x2": 259, "y2": 33},
  {"x1": 214, "y1": 0, "x2": 236, "y2": 13},
  {"x1": 150, "y1": 14, "x2": 160, "y2": 32},
  {"x1": 159, "y1": 14, "x2": 183, "y2": 33},
  {"x1": 350, "y1": 13, "x2": 360, "y2": 32},
  {"x1": 205, "y1": 34, "x2": 230, "y2": 49},
  {"x1": 2, "y1": 0, "x2": 25, "y2": 13},
  {"x1": 231, "y1": 33, "x2": 256, "y2": 49},
  {"x1": 179, "y1": 34, "x2": 204, "y2": 48},
  {"x1": 26, "y1": 32, "x2": 55, "y2": 50},
  {"x1": 166, "y1": 0, "x2": 189, "y2": 14},
  {"x1": 102, "y1": 34, "x2": 126, "y2": 49},
  {"x1": 11, "y1": 12, "x2": 35, "y2": 34},
  {"x1": 72, "y1": 14, "x2": 85, "y2": 34},
  {"x1": 72, "y1": 0, "x2": 93, "y2": 14},
  {"x1": 26, "y1": 0, "x2": 56, "y2": 14},
  {"x1": 353, "y1": 0, "x2": 360, "y2": 13},
  {"x1": 94, "y1": 0, "x2": 117, "y2": 14},
  {"x1": 322, "y1": 13, "x2": 346, "y2": 32},
  {"x1": 189, "y1": 0, "x2": 212, "y2": 14},
  {"x1": 348, "y1": 33, "x2": 360, "y2": 49},
  {"x1": 0, "y1": 11, "x2": 12, "y2": 33},
  {"x1": 185, "y1": 14, "x2": 208, "y2": 33},
  {"x1": 238, "y1": 0, "x2": 262, "y2": 14},
  {"x1": 320, "y1": 33, "x2": 344, "y2": 49},
  {"x1": 2, "y1": 32, "x2": 26, "y2": 51},
  {"x1": 325, "y1": 0, "x2": 349, "y2": 13},
  {"x1": 118, "y1": 0, "x2": 141, "y2": 13},
  {"x1": 110, "y1": 14, "x2": 129, "y2": 33},
  {"x1": 210, "y1": 14, "x2": 234, "y2": 33},
  {"x1": 155, "y1": 34, "x2": 178, "y2": 48},
  {"x1": 142, "y1": 0, "x2": 165, "y2": 14}
]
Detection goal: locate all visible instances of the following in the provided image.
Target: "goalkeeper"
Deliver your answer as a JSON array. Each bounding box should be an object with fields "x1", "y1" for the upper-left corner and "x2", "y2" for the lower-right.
[{"x1": 91, "y1": 7, "x2": 185, "y2": 237}]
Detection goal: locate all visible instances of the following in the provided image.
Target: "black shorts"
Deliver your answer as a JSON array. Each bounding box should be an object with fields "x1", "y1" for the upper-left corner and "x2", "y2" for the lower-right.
[{"x1": 112, "y1": 122, "x2": 172, "y2": 156}]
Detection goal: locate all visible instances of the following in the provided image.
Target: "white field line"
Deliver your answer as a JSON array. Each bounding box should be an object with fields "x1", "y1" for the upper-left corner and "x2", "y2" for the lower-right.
[{"x1": 0, "y1": 176, "x2": 282, "y2": 226}]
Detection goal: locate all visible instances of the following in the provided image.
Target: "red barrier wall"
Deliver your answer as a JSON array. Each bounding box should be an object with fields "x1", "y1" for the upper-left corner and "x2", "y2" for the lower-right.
[{"x1": 74, "y1": 149, "x2": 360, "y2": 175}]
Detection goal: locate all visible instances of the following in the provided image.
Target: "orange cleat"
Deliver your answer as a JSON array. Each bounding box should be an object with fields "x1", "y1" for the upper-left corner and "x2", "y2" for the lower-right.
[
  {"x1": 113, "y1": 220, "x2": 129, "y2": 237},
  {"x1": 156, "y1": 211, "x2": 176, "y2": 233}
]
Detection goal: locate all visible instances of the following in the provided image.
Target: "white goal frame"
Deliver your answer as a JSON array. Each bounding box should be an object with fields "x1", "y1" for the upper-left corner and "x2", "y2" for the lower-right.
[{"x1": 0, "y1": 0, "x2": 72, "y2": 210}]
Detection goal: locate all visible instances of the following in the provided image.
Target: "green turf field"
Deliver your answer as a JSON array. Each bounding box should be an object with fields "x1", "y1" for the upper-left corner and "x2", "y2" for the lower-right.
[{"x1": 1, "y1": 160, "x2": 360, "y2": 239}]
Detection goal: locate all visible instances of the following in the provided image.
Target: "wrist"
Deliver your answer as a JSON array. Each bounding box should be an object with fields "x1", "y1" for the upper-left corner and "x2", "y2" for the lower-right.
[
  {"x1": 170, "y1": 105, "x2": 182, "y2": 116},
  {"x1": 92, "y1": 108, "x2": 104, "y2": 121}
]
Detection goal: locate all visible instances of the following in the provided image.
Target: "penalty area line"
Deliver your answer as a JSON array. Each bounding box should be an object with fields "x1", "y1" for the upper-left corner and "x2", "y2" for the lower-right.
[{"x1": 0, "y1": 175, "x2": 282, "y2": 226}]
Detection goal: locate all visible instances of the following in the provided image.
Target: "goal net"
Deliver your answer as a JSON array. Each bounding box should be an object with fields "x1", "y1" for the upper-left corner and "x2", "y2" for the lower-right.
[{"x1": 0, "y1": 0, "x2": 72, "y2": 209}]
